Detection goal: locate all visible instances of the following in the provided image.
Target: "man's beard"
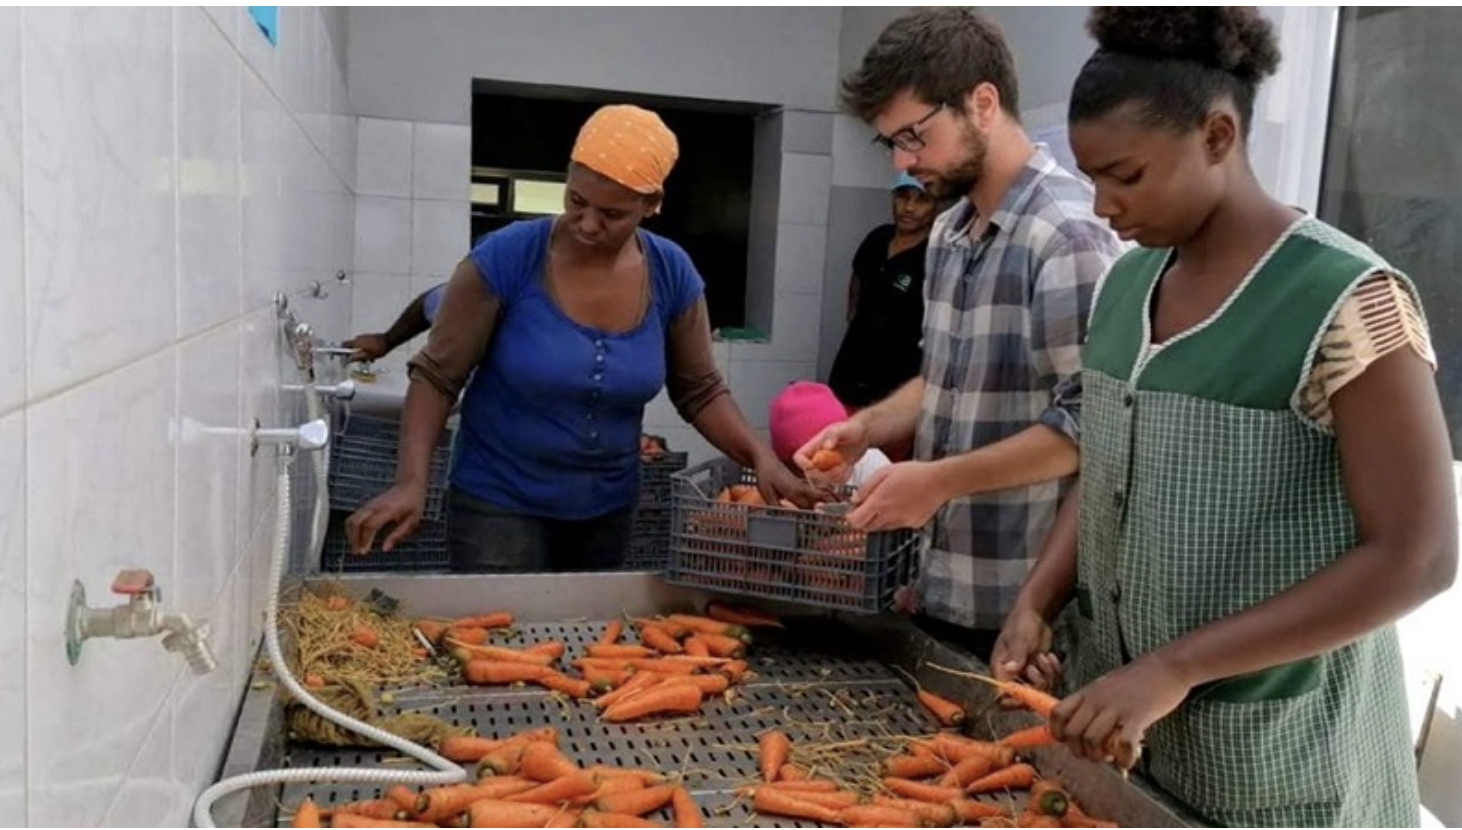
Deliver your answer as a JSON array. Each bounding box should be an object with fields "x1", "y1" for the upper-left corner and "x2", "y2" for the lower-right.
[{"x1": 915, "y1": 120, "x2": 988, "y2": 201}]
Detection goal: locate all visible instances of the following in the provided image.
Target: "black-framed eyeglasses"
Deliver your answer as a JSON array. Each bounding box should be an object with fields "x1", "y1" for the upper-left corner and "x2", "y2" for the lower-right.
[{"x1": 871, "y1": 103, "x2": 946, "y2": 154}]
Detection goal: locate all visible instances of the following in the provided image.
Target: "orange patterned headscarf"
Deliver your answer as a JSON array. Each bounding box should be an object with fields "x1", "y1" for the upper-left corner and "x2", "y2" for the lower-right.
[{"x1": 570, "y1": 105, "x2": 680, "y2": 195}]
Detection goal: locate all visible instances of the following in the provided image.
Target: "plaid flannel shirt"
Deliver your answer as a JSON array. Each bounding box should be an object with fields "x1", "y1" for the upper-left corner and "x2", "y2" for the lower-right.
[{"x1": 914, "y1": 145, "x2": 1124, "y2": 631}]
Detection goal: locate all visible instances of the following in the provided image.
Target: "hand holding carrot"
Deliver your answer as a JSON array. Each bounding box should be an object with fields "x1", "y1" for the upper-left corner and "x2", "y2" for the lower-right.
[
  {"x1": 990, "y1": 603, "x2": 1062, "y2": 694},
  {"x1": 1050, "y1": 652, "x2": 1192, "y2": 769},
  {"x1": 791, "y1": 420, "x2": 870, "y2": 487}
]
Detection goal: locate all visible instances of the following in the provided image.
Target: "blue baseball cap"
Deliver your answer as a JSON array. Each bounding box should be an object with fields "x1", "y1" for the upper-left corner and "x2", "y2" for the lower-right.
[{"x1": 893, "y1": 172, "x2": 926, "y2": 192}]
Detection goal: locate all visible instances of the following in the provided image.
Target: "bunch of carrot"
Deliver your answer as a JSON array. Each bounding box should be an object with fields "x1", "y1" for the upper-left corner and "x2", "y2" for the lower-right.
[{"x1": 289, "y1": 726, "x2": 704, "y2": 828}]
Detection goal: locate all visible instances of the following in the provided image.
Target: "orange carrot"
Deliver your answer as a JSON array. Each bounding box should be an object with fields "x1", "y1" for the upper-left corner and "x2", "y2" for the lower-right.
[
  {"x1": 600, "y1": 619, "x2": 624, "y2": 645},
  {"x1": 520, "y1": 741, "x2": 581, "y2": 782},
  {"x1": 639, "y1": 624, "x2": 684, "y2": 654},
  {"x1": 325, "y1": 595, "x2": 351, "y2": 611},
  {"x1": 966, "y1": 763, "x2": 1038, "y2": 794},
  {"x1": 570, "y1": 776, "x2": 644, "y2": 806},
  {"x1": 624, "y1": 658, "x2": 699, "y2": 675},
  {"x1": 463, "y1": 660, "x2": 551, "y2": 685},
  {"x1": 384, "y1": 786, "x2": 417, "y2": 813},
  {"x1": 322, "y1": 799, "x2": 407, "y2": 820},
  {"x1": 717, "y1": 660, "x2": 749, "y2": 683},
  {"x1": 966, "y1": 674, "x2": 1060, "y2": 717},
  {"x1": 291, "y1": 798, "x2": 321, "y2": 828},
  {"x1": 693, "y1": 633, "x2": 746, "y2": 659},
  {"x1": 763, "y1": 779, "x2": 840, "y2": 793},
  {"x1": 682, "y1": 636, "x2": 710, "y2": 657},
  {"x1": 1061, "y1": 802, "x2": 1119, "y2": 828},
  {"x1": 476, "y1": 744, "x2": 527, "y2": 777},
  {"x1": 1001, "y1": 723, "x2": 1058, "y2": 749},
  {"x1": 917, "y1": 687, "x2": 966, "y2": 727},
  {"x1": 449, "y1": 642, "x2": 556, "y2": 666},
  {"x1": 838, "y1": 805, "x2": 923, "y2": 827},
  {"x1": 1017, "y1": 810, "x2": 1063, "y2": 828},
  {"x1": 582, "y1": 667, "x2": 631, "y2": 692},
  {"x1": 661, "y1": 673, "x2": 730, "y2": 695},
  {"x1": 329, "y1": 816, "x2": 432, "y2": 829},
  {"x1": 303, "y1": 674, "x2": 326, "y2": 690},
  {"x1": 1029, "y1": 780, "x2": 1070, "y2": 817},
  {"x1": 664, "y1": 614, "x2": 748, "y2": 641},
  {"x1": 454, "y1": 612, "x2": 515, "y2": 629},
  {"x1": 602, "y1": 684, "x2": 704, "y2": 722},
  {"x1": 594, "y1": 783, "x2": 678, "y2": 816},
  {"x1": 870, "y1": 796, "x2": 959, "y2": 826},
  {"x1": 587, "y1": 644, "x2": 657, "y2": 659},
  {"x1": 507, "y1": 771, "x2": 600, "y2": 804},
  {"x1": 751, "y1": 788, "x2": 844, "y2": 824},
  {"x1": 438, "y1": 727, "x2": 559, "y2": 763},
  {"x1": 776, "y1": 764, "x2": 809, "y2": 782},
  {"x1": 881, "y1": 777, "x2": 966, "y2": 803},
  {"x1": 593, "y1": 670, "x2": 664, "y2": 710},
  {"x1": 524, "y1": 641, "x2": 567, "y2": 660},
  {"x1": 950, "y1": 799, "x2": 1009, "y2": 822},
  {"x1": 759, "y1": 730, "x2": 791, "y2": 782},
  {"x1": 810, "y1": 448, "x2": 843, "y2": 472},
  {"x1": 535, "y1": 672, "x2": 593, "y2": 699},
  {"x1": 884, "y1": 753, "x2": 947, "y2": 779},
  {"x1": 580, "y1": 811, "x2": 661, "y2": 828},
  {"x1": 465, "y1": 800, "x2": 563, "y2": 828},
  {"x1": 410, "y1": 647, "x2": 427, "y2": 659},
  {"x1": 447, "y1": 626, "x2": 489, "y2": 646},
  {"x1": 543, "y1": 807, "x2": 583, "y2": 828},
  {"x1": 740, "y1": 789, "x2": 858, "y2": 809},
  {"x1": 631, "y1": 617, "x2": 689, "y2": 639},
  {"x1": 705, "y1": 601, "x2": 783, "y2": 628},
  {"x1": 938, "y1": 754, "x2": 995, "y2": 788},
  {"x1": 670, "y1": 787, "x2": 702, "y2": 828},
  {"x1": 414, "y1": 619, "x2": 448, "y2": 643},
  {"x1": 351, "y1": 625, "x2": 380, "y2": 648},
  {"x1": 416, "y1": 779, "x2": 536, "y2": 823},
  {"x1": 586, "y1": 766, "x2": 667, "y2": 786},
  {"x1": 927, "y1": 734, "x2": 1016, "y2": 768}
]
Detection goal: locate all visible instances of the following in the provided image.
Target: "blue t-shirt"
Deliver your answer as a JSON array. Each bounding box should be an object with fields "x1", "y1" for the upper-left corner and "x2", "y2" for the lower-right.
[
  {"x1": 453, "y1": 217, "x2": 704, "y2": 519},
  {"x1": 422, "y1": 283, "x2": 446, "y2": 323}
]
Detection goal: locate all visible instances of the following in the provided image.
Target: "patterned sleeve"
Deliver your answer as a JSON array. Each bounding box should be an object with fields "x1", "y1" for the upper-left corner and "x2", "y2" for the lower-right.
[
  {"x1": 1030, "y1": 233, "x2": 1114, "y2": 442},
  {"x1": 1299, "y1": 272, "x2": 1436, "y2": 426}
]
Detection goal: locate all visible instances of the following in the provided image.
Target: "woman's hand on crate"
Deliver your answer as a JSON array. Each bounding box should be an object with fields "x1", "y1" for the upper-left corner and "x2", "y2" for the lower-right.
[
  {"x1": 345, "y1": 482, "x2": 426, "y2": 554},
  {"x1": 845, "y1": 461, "x2": 949, "y2": 531},
  {"x1": 792, "y1": 420, "x2": 870, "y2": 487}
]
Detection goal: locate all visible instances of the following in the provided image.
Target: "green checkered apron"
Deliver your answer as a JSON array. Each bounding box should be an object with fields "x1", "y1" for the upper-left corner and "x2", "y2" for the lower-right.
[{"x1": 1069, "y1": 218, "x2": 1420, "y2": 827}]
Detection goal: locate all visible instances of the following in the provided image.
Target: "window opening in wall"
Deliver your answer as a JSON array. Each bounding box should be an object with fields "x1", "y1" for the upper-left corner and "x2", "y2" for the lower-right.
[{"x1": 472, "y1": 81, "x2": 766, "y2": 329}]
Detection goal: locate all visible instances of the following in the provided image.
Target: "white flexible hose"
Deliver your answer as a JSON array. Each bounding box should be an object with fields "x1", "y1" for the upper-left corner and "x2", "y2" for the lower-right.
[
  {"x1": 192, "y1": 455, "x2": 466, "y2": 828},
  {"x1": 303, "y1": 390, "x2": 329, "y2": 567}
]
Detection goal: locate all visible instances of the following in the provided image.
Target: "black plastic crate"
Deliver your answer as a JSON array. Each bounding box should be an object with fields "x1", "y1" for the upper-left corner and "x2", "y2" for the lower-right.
[
  {"x1": 624, "y1": 506, "x2": 672, "y2": 571},
  {"x1": 319, "y1": 510, "x2": 450, "y2": 572},
  {"x1": 666, "y1": 457, "x2": 917, "y2": 613},
  {"x1": 327, "y1": 413, "x2": 453, "y2": 521},
  {"x1": 638, "y1": 447, "x2": 688, "y2": 508}
]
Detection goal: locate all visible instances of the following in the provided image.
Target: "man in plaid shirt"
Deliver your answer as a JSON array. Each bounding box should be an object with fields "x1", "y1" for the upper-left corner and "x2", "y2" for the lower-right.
[{"x1": 797, "y1": 8, "x2": 1122, "y2": 657}]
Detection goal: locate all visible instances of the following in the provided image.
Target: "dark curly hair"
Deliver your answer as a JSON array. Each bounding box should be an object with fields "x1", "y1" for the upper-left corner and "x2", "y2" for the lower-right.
[
  {"x1": 1070, "y1": 7, "x2": 1281, "y2": 132},
  {"x1": 841, "y1": 8, "x2": 1020, "y2": 122}
]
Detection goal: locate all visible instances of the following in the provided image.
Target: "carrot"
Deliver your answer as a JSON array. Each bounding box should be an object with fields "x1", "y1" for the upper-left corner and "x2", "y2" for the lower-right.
[
  {"x1": 938, "y1": 754, "x2": 995, "y2": 788},
  {"x1": 870, "y1": 796, "x2": 959, "y2": 826},
  {"x1": 543, "y1": 807, "x2": 583, "y2": 828},
  {"x1": 682, "y1": 636, "x2": 710, "y2": 658},
  {"x1": 329, "y1": 816, "x2": 432, "y2": 829},
  {"x1": 454, "y1": 612, "x2": 515, "y2": 629},
  {"x1": 465, "y1": 799, "x2": 563, "y2": 828},
  {"x1": 410, "y1": 646, "x2": 427, "y2": 659},
  {"x1": 582, "y1": 667, "x2": 631, "y2": 692},
  {"x1": 586, "y1": 644, "x2": 656, "y2": 659},
  {"x1": 325, "y1": 594, "x2": 351, "y2": 610},
  {"x1": 838, "y1": 805, "x2": 923, "y2": 827},
  {"x1": 384, "y1": 785, "x2": 417, "y2": 812},
  {"x1": 705, "y1": 600, "x2": 783, "y2": 628},
  {"x1": 966, "y1": 763, "x2": 1038, "y2": 794},
  {"x1": 965, "y1": 674, "x2": 1060, "y2": 718},
  {"x1": 751, "y1": 788, "x2": 844, "y2": 824},
  {"x1": 950, "y1": 798, "x2": 1009, "y2": 822},
  {"x1": 414, "y1": 619, "x2": 448, "y2": 643},
  {"x1": 602, "y1": 684, "x2": 704, "y2": 722},
  {"x1": 1030, "y1": 780, "x2": 1070, "y2": 817},
  {"x1": 536, "y1": 672, "x2": 593, "y2": 699},
  {"x1": 1001, "y1": 724, "x2": 1058, "y2": 749},
  {"x1": 581, "y1": 811, "x2": 661, "y2": 828},
  {"x1": 661, "y1": 673, "x2": 730, "y2": 695},
  {"x1": 759, "y1": 730, "x2": 792, "y2": 782},
  {"x1": 776, "y1": 764, "x2": 808, "y2": 782},
  {"x1": 290, "y1": 798, "x2": 321, "y2": 828},
  {"x1": 594, "y1": 783, "x2": 677, "y2": 816},
  {"x1": 323, "y1": 799, "x2": 407, "y2": 820},
  {"x1": 759, "y1": 779, "x2": 839, "y2": 793},
  {"x1": 881, "y1": 777, "x2": 966, "y2": 803},
  {"x1": 416, "y1": 779, "x2": 536, "y2": 822},
  {"x1": 1016, "y1": 810, "x2": 1063, "y2": 828},
  {"x1": 303, "y1": 673, "x2": 326, "y2": 690},
  {"x1": 524, "y1": 641, "x2": 567, "y2": 660},
  {"x1": 600, "y1": 619, "x2": 624, "y2": 645},
  {"x1": 639, "y1": 624, "x2": 684, "y2": 654},
  {"x1": 507, "y1": 771, "x2": 600, "y2": 804},
  {"x1": 476, "y1": 744, "x2": 527, "y2": 777},
  {"x1": 740, "y1": 788, "x2": 859, "y2": 809},
  {"x1": 1061, "y1": 802, "x2": 1119, "y2": 828},
  {"x1": 670, "y1": 787, "x2": 702, "y2": 828},
  {"x1": 693, "y1": 632, "x2": 746, "y2": 659},
  {"x1": 571, "y1": 776, "x2": 644, "y2": 806},
  {"x1": 351, "y1": 625, "x2": 380, "y2": 648},
  {"x1": 664, "y1": 613, "x2": 748, "y2": 641},
  {"x1": 917, "y1": 687, "x2": 966, "y2": 727},
  {"x1": 587, "y1": 766, "x2": 667, "y2": 786},
  {"x1": 810, "y1": 448, "x2": 843, "y2": 472},
  {"x1": 624, "y1": 658, "x2": 698, "y2": 675},
  {"x1": 717, "y1": 660, "x2": 749, "y2": 683},
  {"x1": 449, "y1": 641, "x2": 556, "y2": 666},
  {"x1": 520, "y1": 741, "x2": 581, "y2": 782},
  {"x1": 927, "y1": 734, "x2": 1016, "y2": 768},
  {"x1": 463, "y1": 660, "x2": 551, "y2": 685},
  {"x1": 447, "y1": 626, "x2": 489, "y2": 646},
  {"x1": 656, "y1": 655, "x2": 733, "y2": 668},
  {"x1": 574, "y1": 657, "x2": 636, "y2": 673},
  {"x1": 631, "y1": 617, "x2": 689, "y2": 639},
  {"x1": 439, "y1": 727, "x2": 559, "y2": 763},
  {"x1": 884, "y1": 753, "x2": 948, "y2": 779},
  {"x1": 593, "y1": 670, "x2": 664, "y2": 709}
]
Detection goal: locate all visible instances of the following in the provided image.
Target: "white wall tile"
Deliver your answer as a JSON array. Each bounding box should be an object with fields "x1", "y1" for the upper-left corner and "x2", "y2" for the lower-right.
[
  {"x1": 238, "y1": 308, "x2": 283, "y2": 553},
  {"x1": 242, "y1": 67, "x2": 283, "y2": 313},
  {"x1": 357, "y1": 117, "x2": 413, "y2": 198},
  {"x1": 177, "y1": 8, "x2": 243, "y2": 339},
  {"x1": 832, "y1": 114, "x2": 897, "y2": 190},
  {"x1": 26, "y1": 350, "x2": 178, "y2": 827},
  {"x1": 773, "y1": 222, "x2": 828, "y2": 297},
  {"x1": 0, "y1": 8, "x2": 22, "y2": 415},
  {"x1": 101, "y1": 703, "x2": 184, "y2": 828},
  {"x1": 350, "y1": 273, "x2": 413, "y2": 377},
  {"x1": 728, "y1": 359, "x2": 817, "y2": 430},
  {"x1": 23, "y1": 8, "x2": 177, "y2": 398},
  {"x1": 236, "y1": 3, "x2": 279, "y2": 96},
  {"x1": 731, "y1": 291, "x2": 826, "y2": 364},
  {"x1": 412, "y1": 122, "x2": 471, "y2": 202},
  {"x1": 202, "y1": 6, "x2": 238, "y2": 51},
  {"x1": 777, "y1": 153, "x2": 833, "y2": 227},
  {"x1": 0, "y1": 411, "x2": 26, "y2": 821},
  {"x1": 411, "y1": 199, "x2": 470, "y2": 278},
  {"x1": 354, "y1": 196, "x2": 412, "y2": 275}
]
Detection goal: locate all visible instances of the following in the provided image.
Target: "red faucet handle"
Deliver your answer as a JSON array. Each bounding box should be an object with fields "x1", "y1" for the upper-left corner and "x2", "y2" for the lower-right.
[{"x1": 111, "y1": 569, "x2": 156, "y2": 596}]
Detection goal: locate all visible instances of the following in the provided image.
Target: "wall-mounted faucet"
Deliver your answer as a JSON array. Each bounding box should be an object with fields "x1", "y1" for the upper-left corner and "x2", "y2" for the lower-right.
[
  {"x1": 251, "y1": 417, "x2": 330, "y2": 456},
  {"x1": 283, "y1": 379, "x2": 356, "y2": 401},
  {"x1": 66, "y1": 569, "x2": 217, "y2": 676}
]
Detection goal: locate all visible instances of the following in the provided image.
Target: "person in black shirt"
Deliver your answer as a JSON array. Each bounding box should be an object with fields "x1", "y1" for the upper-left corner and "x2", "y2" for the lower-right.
[{"x1": 828, "y1": 172, "x2": 940, "y2": 414}]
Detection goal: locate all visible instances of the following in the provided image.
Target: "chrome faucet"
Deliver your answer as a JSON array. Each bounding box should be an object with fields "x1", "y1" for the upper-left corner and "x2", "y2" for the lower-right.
[
  {"x1": 283, "y1": 379, "x2": 356, "y2": 401},
  {"x1": 66, "y1": 569, "x2": 218, "y2": 676}
]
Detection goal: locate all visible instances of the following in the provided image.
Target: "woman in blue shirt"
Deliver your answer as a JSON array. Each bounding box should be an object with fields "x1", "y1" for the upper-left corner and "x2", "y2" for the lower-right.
[{"x1": 345, "y1": 105, "x2": 817, "y2": 572}]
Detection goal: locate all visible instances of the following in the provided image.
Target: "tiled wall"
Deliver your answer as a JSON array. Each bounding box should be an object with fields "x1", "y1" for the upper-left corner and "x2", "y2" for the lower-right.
[{"x1": 0, "y1": 7, "x2": 355, "y2": 825}]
